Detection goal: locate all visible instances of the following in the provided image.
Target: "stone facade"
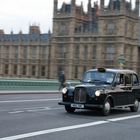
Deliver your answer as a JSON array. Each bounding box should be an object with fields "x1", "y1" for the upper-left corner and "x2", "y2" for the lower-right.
[
  {"x1": 50, "y1": 0, "x2": 140, "y2": 79},
  {"x1": 0, "y1": 26, "x2": 51, "y2": 78},
  {"x1": 0, "y1": 0, "x2": 140, "y2": 80}
]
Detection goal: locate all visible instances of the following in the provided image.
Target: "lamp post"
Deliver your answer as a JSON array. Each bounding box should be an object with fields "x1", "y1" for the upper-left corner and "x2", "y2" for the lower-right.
[{"x1": 118, "y1": 54, "x2": 125, "y2": 69}]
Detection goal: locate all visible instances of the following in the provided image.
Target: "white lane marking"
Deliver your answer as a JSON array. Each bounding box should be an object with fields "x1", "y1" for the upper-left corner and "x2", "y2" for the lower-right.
[
  {"x1": 27, "y1": 107, "x2": 63, "y2": 112},
  {"x1": 12, "y1": 106, "x2": 52, "y2": 111},
  {"x1": 9, "y1": 111, "x2": 24, "y2": 114},
  {"x1": 108, "y1": 114, "x2": 140, "y2": 122},
  {"x1": 0, "y1": 98, "x2": 60, "y2": 103},
  {"x1": 0, "y1": 121, "x2": 107, "y2": 140},
  {"x1": 8, "y1": 107, "x2": 63, "y2": 114},
  {"x1": 12, "y1": 106, "x2": 53, "y2": 111},
  {"x1": 27, "y1": 108, "x2": 51, "y2": 112},
  {"x1": 1, "y1": 106, "x2": 50, "y2": 113},
  {"x1": 1, "y1": 114, "x2": 140, "y2": 140}
]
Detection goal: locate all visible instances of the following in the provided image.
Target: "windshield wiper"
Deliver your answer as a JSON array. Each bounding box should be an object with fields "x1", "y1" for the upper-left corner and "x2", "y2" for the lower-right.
[
  {"x1": 102, "y1": 81, "x2": 111, "y2": 84},
  {"x1": 82, "y1": 80, "x2": 95, "y2": 83},
  {"x1": 91, "y1": 80, "x2": 111, "y2": 84},
  {"x1": 93, "y1": 79, "x2": 102, "y2": 82},
  {"x1": 83, "y1": 79, "x2": 110, "y2": 84},
  {"x1": 86, "y1": 79, "x2": 102, "y2": 83}
]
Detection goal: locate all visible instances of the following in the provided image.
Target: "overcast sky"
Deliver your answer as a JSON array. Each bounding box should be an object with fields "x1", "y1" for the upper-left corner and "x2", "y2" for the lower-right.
[{"x1": 0, "y1": 0, "x2": 137, "y2": 34}]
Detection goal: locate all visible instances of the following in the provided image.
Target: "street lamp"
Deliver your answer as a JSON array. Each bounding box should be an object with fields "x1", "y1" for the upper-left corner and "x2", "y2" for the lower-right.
[{"x1": 118, "y1": 54, "x2": 125, "y2": 69}]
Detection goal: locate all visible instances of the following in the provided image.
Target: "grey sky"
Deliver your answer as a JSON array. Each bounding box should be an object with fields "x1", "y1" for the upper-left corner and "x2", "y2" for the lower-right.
[{"x1": 0, "y1": 0, "x2": 137, "y2": 34}]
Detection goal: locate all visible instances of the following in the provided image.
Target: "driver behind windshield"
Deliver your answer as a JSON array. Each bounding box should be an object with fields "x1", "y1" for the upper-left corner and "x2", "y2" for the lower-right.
[{"x1": 83, "y1": 71, "x2": 115, "y2": 84}]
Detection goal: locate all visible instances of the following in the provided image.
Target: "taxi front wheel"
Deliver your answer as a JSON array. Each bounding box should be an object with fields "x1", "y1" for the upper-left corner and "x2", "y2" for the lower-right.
[
  {"x1": 130, "y1": 99, "x2": 139, "y2": 112},
  {"x1": 101, "y1": 99, "x2": 111, "y2": 116}
]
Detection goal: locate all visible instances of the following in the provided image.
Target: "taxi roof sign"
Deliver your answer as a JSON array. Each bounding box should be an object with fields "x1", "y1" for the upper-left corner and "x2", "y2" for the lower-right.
[{"x1": 97, "y1": 68, "x2": 106, "y2": 72}]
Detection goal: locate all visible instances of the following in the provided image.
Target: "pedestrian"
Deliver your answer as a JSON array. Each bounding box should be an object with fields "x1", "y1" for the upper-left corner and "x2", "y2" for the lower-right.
[{"x1": 58, "y1": 71, "x2": 66, "y2": 91}]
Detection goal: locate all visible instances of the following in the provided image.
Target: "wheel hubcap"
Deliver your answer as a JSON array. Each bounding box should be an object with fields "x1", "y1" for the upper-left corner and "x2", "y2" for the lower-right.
[
  {"x1": 105, "y1": 102, "x2": 110, "y2": 112},
  {"x1": 135, "y1": 100, "x2": 139, "y2": 108}
]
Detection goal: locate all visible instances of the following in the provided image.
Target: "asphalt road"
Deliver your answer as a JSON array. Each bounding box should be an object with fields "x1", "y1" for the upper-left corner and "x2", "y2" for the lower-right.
[{"x1": 0, "y1": 93, "x2": 140, "y2": 140}]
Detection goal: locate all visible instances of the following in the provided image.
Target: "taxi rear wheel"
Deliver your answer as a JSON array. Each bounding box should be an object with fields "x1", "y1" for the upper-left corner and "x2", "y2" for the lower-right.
[
  {"x1": 65, "y1": 105, "x2": 75, "y2": 113},
  {"x1": 101, "y1": 99, "x2": 111, "y2": 116},
  {"x1": 130, "y1": 99, "x2": 139, "y2": 112}
]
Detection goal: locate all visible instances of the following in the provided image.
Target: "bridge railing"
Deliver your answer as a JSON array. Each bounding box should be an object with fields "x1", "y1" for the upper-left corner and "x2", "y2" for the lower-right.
[{"x1": 0, "y1": 78, "x2": 80, "y2": 91}]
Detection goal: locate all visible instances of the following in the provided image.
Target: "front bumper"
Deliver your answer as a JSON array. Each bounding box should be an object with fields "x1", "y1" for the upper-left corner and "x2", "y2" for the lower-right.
[{"x1": 58, "y1": 101, "x2": 103, "y2": 109}]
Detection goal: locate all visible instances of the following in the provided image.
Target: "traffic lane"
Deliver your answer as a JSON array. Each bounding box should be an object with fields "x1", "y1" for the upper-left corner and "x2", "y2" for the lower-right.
[
  {"x1": 0, "y1": 93, "x2": 61, "y2": 101},
  {"x1": 1, "y1": 105, "x2": 140, "y2": 139},
  {"x1": 1, "y1": 93, "x2": 140, "y2": 139},
  {"x1": 0, "y1": 94, "x2": 61, "y2": 112},
  {"x1": 25, "y1": 117, "x2": 140, "y2": 140},
  {"x1": 1, "y1": 112, "x2": 140, "y2": 140},
  {"x1": 0, "y1": 94, "x2": 61, "y2": 138},
  {"x1": 0, "y1": 106, "x2": 106, "y2": 138},
  {"x1": 1, "y1": 95, "x2": 137, "y2": 120},
  {"x1": 0, "y1": 91, "x2": 60, "y2": 96},
  {"x1": 0, "y1": 92, "x2": 140, "y2": 118},
  {"x1": 0, "y1": 101, "x2": 61, "y2": 138}
]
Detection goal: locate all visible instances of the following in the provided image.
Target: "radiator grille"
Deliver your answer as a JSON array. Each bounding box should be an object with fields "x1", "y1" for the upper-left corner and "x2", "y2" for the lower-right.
[{"x1": 74, "y1": 87, "x2": 86, "y2": 103}]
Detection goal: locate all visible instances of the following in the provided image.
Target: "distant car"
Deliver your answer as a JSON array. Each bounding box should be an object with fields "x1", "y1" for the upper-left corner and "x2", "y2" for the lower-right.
[{"x1": 58, "y1": 68, "x2": 140, "y2": 116}]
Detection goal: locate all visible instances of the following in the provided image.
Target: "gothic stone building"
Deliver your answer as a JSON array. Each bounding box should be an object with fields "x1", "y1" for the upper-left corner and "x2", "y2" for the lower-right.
[
  {"x1": 0, "y1": 26, "x2": 51, "y2": 78},
  {"x1": 50, "y1": 0, "x2": 140, "y2": 79},
  {"x1": 0, "y1": 0, "x2": 140, "y2": 80}
]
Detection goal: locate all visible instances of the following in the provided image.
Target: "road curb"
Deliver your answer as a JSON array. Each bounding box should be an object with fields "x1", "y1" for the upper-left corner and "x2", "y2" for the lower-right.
[{"x1": 0, "y1": 90, "x2": 61, "y2": 95}]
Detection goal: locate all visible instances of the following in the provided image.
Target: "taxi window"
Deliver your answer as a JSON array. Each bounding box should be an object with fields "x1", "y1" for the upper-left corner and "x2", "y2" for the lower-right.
[
  {"x1": 116, "y1": 73, "x2": 125, "y2": 85},
  {"x1": 132, "y1": 74, "x2": 139, "y2": 85},
  {"x1": 125, "y1": 74, "x2": 132, "y2": 85},
  {"x1": 116, "y1": 74, "x2": 132, "y2": 86}
]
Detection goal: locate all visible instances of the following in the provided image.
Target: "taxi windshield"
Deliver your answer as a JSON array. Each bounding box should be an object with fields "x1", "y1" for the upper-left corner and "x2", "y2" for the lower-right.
[{"x1": 83, "y1": 71, "x2": 115, "y2": 84}]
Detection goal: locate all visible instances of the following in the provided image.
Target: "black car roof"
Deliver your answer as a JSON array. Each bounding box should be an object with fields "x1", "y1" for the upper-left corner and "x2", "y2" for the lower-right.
[{"x1": 87, "y1": 68, "x2": 137, "y2": 75}]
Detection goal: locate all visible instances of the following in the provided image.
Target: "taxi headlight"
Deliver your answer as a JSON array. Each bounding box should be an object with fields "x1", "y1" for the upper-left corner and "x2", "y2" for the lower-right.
[
  {"x1": 62, "y1": 88, "x2": 67, "y2": 94},
  {"x1": 95, "y1": 90, "x2": 102, "y2": 97}
]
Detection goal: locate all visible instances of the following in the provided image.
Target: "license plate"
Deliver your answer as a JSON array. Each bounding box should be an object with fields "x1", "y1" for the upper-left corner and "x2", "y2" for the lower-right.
[{"x1": 71, "y1": 104, "x2": 84, "y2": 109}]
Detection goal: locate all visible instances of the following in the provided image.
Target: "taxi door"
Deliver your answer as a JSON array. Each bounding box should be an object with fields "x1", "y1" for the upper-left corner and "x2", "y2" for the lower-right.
[
  {"x1": 113, "y1": 73, "x2": 128, "y2": 106},
  {"x1": 127, "y1": 74, "x2": 139, "y2": 104}
]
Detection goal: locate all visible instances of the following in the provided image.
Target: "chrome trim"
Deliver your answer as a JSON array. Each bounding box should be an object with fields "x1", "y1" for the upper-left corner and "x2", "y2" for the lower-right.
[{"x1": 74, "y1": 87, "x2": 86, "y2": 103}]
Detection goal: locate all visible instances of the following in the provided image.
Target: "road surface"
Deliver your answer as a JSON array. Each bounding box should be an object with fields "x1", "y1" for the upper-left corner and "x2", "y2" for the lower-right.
[{"x1": 0, "y1": 93, "x2": 140, "y2": 140}]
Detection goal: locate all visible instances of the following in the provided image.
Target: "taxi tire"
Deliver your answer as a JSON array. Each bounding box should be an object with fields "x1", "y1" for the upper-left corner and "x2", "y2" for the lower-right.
[
  {"x1": 101, "y1": 99, "x2": 111, "y2": 116},
  {"x1": 130, "y1": 99, "x2": 139, "y2": 112},
  {"x1": 65, "y1": 105, "x2": 75, "y2": 113}
]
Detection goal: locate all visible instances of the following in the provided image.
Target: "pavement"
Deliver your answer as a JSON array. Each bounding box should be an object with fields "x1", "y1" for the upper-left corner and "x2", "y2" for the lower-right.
[{"x1": 0, "y1": 90, "x2": 60, "y2": 95}]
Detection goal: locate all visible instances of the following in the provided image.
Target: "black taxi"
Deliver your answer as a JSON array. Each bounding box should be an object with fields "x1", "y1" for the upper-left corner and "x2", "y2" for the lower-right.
[{"x1": 58, "y1": 68, "x2": 140, "y2": 115}]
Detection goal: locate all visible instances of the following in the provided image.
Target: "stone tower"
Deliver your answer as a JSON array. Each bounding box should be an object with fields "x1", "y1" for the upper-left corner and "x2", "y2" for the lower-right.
[
  {"x1": 135, "y1": 0, "x2": 140, "y2": 15},
  {"x1": 51, "y1": 0, "x2": 88, "y2": 79},
  {"x1": 53, "y1": 0, "x2": 58, "y2": 16},
  {"x1": 99, "y1": 0, "x2": 139, "y2": 72},
  {"x1": 51, "y1": 0, "x2": 140, "y2": 79}
]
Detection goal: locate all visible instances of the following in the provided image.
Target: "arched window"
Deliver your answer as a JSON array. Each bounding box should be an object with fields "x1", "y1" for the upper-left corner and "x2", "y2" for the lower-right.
[
  {"x1": 92, "y1": 45, "x2": 96, "y2": 59},
  {"x1": 106, "y1": 44, "x2": 115, "y2": 60},
  {"x1": 75, "y1": 46, "x2": 79, "y2": 59},
  {"x1": 84, "y1": 46, "x2": 88, "y2": 60}
]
